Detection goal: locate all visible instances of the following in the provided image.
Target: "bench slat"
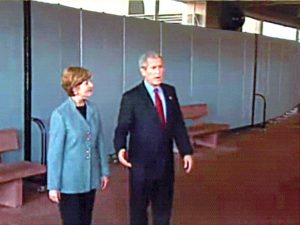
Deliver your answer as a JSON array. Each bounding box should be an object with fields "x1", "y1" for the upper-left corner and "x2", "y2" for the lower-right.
[
  {"x1": 180, "y1": 104, "x2": 208, "y2": 120},
  {"x1": 188, "y1": 123, "x2": 229, "y2": 135},
  {"x1": 0, "y1": 161, "x2": 46, "y2": 183},
  {"x1": 0, "y1": 129, "x2": 19, "y2": 153}
]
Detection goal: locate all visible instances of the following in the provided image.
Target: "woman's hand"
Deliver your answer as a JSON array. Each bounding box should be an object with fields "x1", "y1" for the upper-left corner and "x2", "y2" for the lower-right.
[
  {"x1": 101, "y1": 176, "x2": 109, "y2": 190},
  {"x1": 49, "y1": 190, "x2": 61, "y2": 203}
]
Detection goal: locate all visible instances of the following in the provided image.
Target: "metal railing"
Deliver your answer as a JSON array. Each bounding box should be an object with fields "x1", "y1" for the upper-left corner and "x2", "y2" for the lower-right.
[
  {"x1": 255, "y1": 93, "x2": 267, "y2": 128},
  {"x1": 31, "y1": 117, "x2": 47, "y2": 165},
  {"x1": 31, "y1": 117, "x2": 47, "y2": 192}
]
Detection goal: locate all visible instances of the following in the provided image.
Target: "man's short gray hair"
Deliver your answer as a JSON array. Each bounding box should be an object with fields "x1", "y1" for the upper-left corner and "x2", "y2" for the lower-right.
[{"x1": 138, "y1": 51, "x2": 164, "y2": 69}]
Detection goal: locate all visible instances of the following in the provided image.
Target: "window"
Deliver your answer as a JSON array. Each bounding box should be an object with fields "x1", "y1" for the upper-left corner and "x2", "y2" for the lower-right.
[
  {"x1": 262, "y1": 21, "x2": 297, "y2": 41},
  {"x1": 242, "y1": 17, "x2": 261, "y2": 34},
  {"x1": 34, "y1": 0, "x2": 205, "y2": 26},
  {"x1": 34, "y1": 0, "x2": 128, "y2": 15},
  {"x1": 131, "y1": 0, "x2": 187, "y2": 24}
]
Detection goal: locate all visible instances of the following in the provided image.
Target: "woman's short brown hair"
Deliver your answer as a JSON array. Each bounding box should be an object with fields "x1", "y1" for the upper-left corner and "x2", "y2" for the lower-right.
[{"x1": 61, "y1": 67, "x2": 92, "y2": 96}]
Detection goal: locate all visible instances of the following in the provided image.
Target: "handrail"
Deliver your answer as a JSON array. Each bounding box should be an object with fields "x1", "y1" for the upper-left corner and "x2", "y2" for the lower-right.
[
  {"x1": 251, "y1": 34, "x2": 258, "y2": 127},
  {"x1": 254, "y1": 93, "x2": 267, "y2": 128},
  {"x1": 31, "y1": 117, "x2": 47, "y2": 165}
]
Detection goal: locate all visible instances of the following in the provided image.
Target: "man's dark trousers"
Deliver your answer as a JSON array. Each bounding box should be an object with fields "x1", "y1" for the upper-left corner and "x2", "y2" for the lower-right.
[{"x1": 130, "y1": 170, "x2": 174, "y2": 225}]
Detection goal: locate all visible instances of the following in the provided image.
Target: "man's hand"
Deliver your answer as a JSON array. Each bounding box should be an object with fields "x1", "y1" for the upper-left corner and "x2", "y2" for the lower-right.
[
  {"x1": 48, "y1": 190, "x2": 61, "y2": 203},
  {"x1": 183, "y1": 155, "x2": 193, "y2": 173},
  {"x1": 101, "y1": 176, "x2": 109, "y2": 190},
  {"x1": 118, "y1": 149, "x2": 132, "y2": 168}
]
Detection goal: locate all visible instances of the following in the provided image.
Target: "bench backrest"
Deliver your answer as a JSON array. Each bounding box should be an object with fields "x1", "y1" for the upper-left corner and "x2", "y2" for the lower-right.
[
  {"x1": 181, "y1": 104, "x2": 208, "y2": 121},
  {"x1": 0, "y1": 129, "x2": 19, "y2": 153}
]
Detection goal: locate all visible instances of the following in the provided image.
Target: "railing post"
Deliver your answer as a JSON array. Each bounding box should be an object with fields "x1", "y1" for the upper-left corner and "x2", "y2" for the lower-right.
[
  {"x1": 254, "y1": 93, "x2": 267, "y2": 128},
  {"x1": 31, "y1": 118, "x2": 47, "y2": 165}
]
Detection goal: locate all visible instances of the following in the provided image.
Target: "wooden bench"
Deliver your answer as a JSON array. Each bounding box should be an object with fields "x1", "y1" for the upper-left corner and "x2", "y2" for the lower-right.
[
  {"x1": 181, "y1": 104, "x2": 229, "y2": 149},
  {"x1": 0, "y1": 129, "x2": 46, "y2": 207}
]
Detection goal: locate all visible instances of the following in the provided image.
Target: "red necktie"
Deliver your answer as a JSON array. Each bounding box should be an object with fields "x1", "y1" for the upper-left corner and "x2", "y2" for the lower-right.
[{"x1": 154, "y1": 88, "x2": 166, "y2": 127}]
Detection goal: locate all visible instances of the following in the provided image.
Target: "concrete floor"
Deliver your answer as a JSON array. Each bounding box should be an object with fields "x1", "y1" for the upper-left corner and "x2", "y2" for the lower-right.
[{"x1": 0, "y1": 110, "x2": 299, "y2": 225}]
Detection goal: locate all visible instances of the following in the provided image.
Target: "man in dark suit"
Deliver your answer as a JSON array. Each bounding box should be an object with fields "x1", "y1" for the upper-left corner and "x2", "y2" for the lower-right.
[{"x1": 114, "y1": 51, "x2": 193, "y2": 225}]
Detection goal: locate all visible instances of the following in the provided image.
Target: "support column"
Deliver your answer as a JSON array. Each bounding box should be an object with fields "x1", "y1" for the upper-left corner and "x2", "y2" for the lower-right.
[{"x1": 23, "y1": 0, "x2": 32, "y2": 161}]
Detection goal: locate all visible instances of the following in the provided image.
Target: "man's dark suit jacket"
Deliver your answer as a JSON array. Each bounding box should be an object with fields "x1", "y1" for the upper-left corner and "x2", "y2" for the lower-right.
[{"x1": 114, "y1": 82, "x2": 193, "y2": 180}]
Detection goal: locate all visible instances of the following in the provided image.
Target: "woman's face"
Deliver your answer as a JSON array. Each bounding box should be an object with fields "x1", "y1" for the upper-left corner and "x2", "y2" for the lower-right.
[{"x1": 73, "y1": 79, "x2": 94, "y2": 100}]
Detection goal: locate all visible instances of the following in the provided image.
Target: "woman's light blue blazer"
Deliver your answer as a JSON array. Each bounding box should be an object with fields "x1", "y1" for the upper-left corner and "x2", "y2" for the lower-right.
[{"x1": 47, "y1": 98, "x2": 110, "y2": 194}]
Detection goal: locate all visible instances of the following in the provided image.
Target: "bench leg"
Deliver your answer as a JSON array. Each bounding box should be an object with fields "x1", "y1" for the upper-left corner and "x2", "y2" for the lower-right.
[
  {"x1": 194, "y1": 133, "x2": 218, "y2": 148},
  {"x1": 0, "y1": 179, "x2": 23, "y2": 207}
]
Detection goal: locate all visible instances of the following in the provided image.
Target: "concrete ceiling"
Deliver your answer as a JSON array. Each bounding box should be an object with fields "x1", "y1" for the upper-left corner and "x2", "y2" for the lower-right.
[{"x1": 177, "y1": 1, "x2": 300, "y2": 28}]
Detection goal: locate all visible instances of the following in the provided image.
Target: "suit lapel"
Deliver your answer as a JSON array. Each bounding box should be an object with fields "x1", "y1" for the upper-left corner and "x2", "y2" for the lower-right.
[
  {"x1": 67, "y1": 98, "x2": 90, "y2": 129},
  {"x1": 161, "y1": 85, "x2": 173, "y2": 127},
  {"x1": 85, "y1": 101, "x2": 94, "y2": 128},
  {"x1": 139, "y1": 82, "x2": 162, "y2": 123},
  {"x1": 139, "y1": 82, "x2": 155, "y2": 108}
]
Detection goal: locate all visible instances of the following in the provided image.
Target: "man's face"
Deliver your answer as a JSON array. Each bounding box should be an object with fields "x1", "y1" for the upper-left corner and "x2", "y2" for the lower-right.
[{"x1": 140, "y1": 57, "x2": 165, "y2": 87}]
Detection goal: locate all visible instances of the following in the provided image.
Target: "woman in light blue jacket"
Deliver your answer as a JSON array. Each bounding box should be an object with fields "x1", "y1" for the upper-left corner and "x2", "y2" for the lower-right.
[{"x1": 47, "y1": 67, "x2": 110, "y2": 225}]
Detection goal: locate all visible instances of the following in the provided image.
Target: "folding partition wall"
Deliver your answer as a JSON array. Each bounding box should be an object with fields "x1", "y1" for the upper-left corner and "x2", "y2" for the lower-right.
[{"x1": 0, "y1": 1, "x2": 299, "y2": 162}]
